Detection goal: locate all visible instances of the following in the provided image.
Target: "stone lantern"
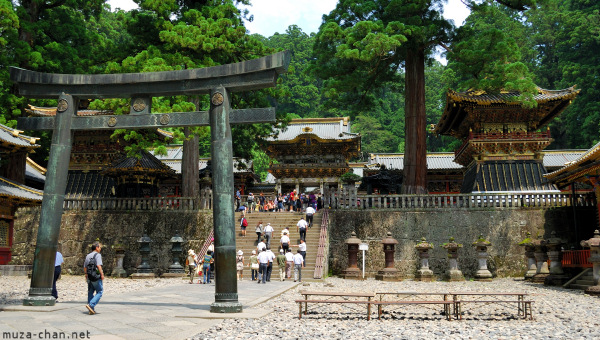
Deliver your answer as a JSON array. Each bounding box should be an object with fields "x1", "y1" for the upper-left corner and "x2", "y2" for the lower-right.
[
  {"x1": 544, "y1": 231, "x2": 569, "y2": 286},
  {"x1": 376, "y1": 232, "x2": 400, "y2": 281},
  {"x1": 111, "y1": 242, "x2": 127, "y2": 278},
  {"x1": 131, "y1": 233, "x2": 155, "y2": 279},
  {"x1": 162, "y1": 231, "x2": 186, "y2": 278},
  {"x1": 472, "y1": 235, "x2": 492, "y2": 281},
  {"x1": 581, "y1": 230, "x2": 600, "y2": 295},
  {"x1": 442, "y1": 237, "x2": 464, "y2": 282},
  {"x1": 415, "y1": 237, "x2": 435, "y2": 282},
  {"x1": 342, "y1": 231, "x2": 361, "y2": 280},
  {"x1": 531, "y1": 234, "x2": 549, "y2": 283},
  {"x1": 518, "y1": 232, "x2": 537, "y2": 281}
]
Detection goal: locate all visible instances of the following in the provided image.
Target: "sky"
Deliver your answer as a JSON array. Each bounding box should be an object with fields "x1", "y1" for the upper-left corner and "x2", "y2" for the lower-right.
[{"x1": 107, "y1": 0, "x2": 471, "y2": 36}]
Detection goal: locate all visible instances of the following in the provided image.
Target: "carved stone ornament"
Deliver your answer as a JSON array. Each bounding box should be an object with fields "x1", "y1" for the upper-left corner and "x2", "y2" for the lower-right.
[
  {"x1": 57, "y1": 99, "x2": 68, "y2": 112},
  {"x1": 107, "y1": 116, "x2": 117, "y2": 127},
  {"x1": 132, "y1": 98, "x2": 147, "y2": 112},
  {"x1": 211, "y1": 92, "x2": 224, "y2": 106},
  {"x1": 160, "y1": 114, "x2": 170, "y2": 125}
]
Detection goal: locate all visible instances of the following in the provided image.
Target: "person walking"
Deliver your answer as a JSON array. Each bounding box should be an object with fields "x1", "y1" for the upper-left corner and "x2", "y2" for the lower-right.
[
  {"x1": 236, "y1": 250, "x2": 244, "y2": 281},
  {"x1": 280, "y1": 231, "x2": 290, "y2": 254},
  {"x1": 263, "y1": 222, "x2": 274, "y2": 247},
  {"x1": 297, "y1": 239, "x2": 307, "y2": 263},
  {"x1": 84, "y1": 242, "x2": 104, "y2": 315},
  {"x1": 276, "y1": 249, "x2": 286, "y2": 281},
  {"x1": 285, "y1": 248, "x2": 294, "y2": 279},
  {"x1": 235, "y1": 188, "x2": 241, "y2": 210},
  {"x1": 265, "y1": 247, "x2": 275, "y2": 282},
  {"x1": 247, "y1": 192, "x2": 255, "y2": 213},
  {"x1": 259, "y1": 193, "x2": 266, "y2": 212},
  {"x1": 257, "y1": 237, "x2": 266, "y2": 255},
  {"x1": 305, "y1": 205, "x2": 316, "y2": 228},
  {"x1": 249, "y1": 250, "x2": 259, "y2": 281},
  {"x1": 257, "y1": 247, "x2": 269, "y2": 284},
  {"x1": 202, "y1": 250, "x2": 213, "y2": 284},
  {"x1": 240, "y1": 215, "x2": 248, "y2": 237},
  {"x1": 255, "y1": 221, "x2": 263, "y2": 243},
  {"x1": 297, "y1": 217, "x2": 308, "y2": 242},
  {"x1": 52, "y1": 250, "x2": 63, "y2": 301},
  {"x1": 185, "y1": 249, "x2": 197, "y2": 284},
  {"x1": 293, "y1": 249, "x2": 305, "y2": 282}
]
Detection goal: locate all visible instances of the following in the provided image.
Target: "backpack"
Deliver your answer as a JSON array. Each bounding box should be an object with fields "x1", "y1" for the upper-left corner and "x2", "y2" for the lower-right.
[
  {"x1": 242, "y1": 218, "x2": 248, "y2": 227},
  {"x1": 86, "y1": 253, "x2": 101, "y2": 282}
]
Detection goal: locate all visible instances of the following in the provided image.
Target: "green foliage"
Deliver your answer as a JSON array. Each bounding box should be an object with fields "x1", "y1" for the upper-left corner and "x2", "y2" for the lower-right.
[{"x1": 340, "y1": 171, "x2": 362, "y2": 183}]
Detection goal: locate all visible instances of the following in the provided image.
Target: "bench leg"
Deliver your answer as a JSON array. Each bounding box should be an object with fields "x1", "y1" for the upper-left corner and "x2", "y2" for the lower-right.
[
  {"x1": 378, "y1": 305, "x2": 382, "y2": 320},
  {"x1": 367, "y1": 303, "x2": 371, "y2": 321},
  {"x1": 298, "y1": 302, "x2": 302, "y2": 319}
]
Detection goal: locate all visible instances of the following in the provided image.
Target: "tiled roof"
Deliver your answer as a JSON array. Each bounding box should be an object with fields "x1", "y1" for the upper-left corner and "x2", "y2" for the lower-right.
[
  {"x1": 107, "y1": 150, "x2": 175, "y2": 173},
  {"x1": 65, "y1": 172, "x2": 114, "y2": 198},
  {"x1": 541, "y1": 150, "x2": 587, "y2": 169},
  {"x1": 368, "y1": 153, "x2": 462, "y2": 170},
  {"x1": 0, "y1": 123, "x2": 40, "y2": 149},
  {"x1": 25, "y1": 159, "x2": 46, "y2": 184},
  {"x1": 267, "y1": 117, "x2": 359, "y2": 142},
  {"x1": 0, "y1": 176, "x2": 43, "y2": 203},
  {"x1": 25, "y1": 105, "x2": 113, "y2": 117},
  {"x1": 447, "y1": 87, "x2": 579, "y2": 105},
  {"x1": 545, "y1": 141, "x2": 600, "y2": 182},
  {"x1": 462, "y1": 160, "x2": 558, "y2": 193}
]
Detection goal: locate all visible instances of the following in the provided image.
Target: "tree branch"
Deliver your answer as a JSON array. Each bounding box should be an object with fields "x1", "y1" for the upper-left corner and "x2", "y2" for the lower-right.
[{"x1": 41, "y1": 0, "x2": 68, "y2": 11}]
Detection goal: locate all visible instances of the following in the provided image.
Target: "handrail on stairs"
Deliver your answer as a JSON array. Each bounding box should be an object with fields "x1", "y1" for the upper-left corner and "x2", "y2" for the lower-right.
[{"x1": 313, "y1": 209, "x2": 329, "y2": 279}]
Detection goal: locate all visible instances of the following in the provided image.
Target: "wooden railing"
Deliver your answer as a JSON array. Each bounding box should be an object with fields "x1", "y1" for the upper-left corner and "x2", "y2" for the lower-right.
[
  {"x1": 324, "y1": 189, "x2": 596, "y2": 210},
  {"x1": 313, "y1": 209, "x2": 329, "y2": 280},
  {"x1": 63, "y1": 197, "x2": 202, "y2": 211},
  {"x1": 562, "y1": 249, "x2": 593, "y2": 268}
]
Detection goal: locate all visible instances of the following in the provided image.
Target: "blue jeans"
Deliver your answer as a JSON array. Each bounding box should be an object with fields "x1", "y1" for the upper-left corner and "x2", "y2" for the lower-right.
[
  {"x1": 87, "y1": 279, "x2": 103, "y2": 309},
  {"x1": 203, "y1": 266, "x2": 211, "y2": 283},
  {"x1": 259, "y1": 263, "x2": 268, "y2": 283}
]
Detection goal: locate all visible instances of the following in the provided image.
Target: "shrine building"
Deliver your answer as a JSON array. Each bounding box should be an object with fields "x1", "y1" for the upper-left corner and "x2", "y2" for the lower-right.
[
  {"x1": 434, "y1": 87, "x2": 580, "y2": 193},
  {"x1": 0, "y1": 123, "x2": 44, "y2": 264},
  {"x1": 265, "y1": 117, "x2": 361, "y2": 194}
]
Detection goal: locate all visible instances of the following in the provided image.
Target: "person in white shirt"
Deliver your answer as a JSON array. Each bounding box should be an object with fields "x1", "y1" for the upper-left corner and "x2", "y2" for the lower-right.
[
  {"x1": 257, "y1": 247, "x2": 269, "y2": 284},
  {"x1": 263, "y1": 223, "x2": 274, "y2": 247},
  {"x1": 297, "y1": 217, "x2": 308, "y2": 242},
  {"x1": 257, "y1": 238, "x2": 266, "y2": 254},
  {"x1": 265, "y1": 247, "x2": 275, "y2": 282},
  {"x1": 293, "y1": 249, "x2": 305, "y2": 282},
  {"x1": 305, "y1": 206, "x2": 316, "y2": 228},
  {"x1": 297, "y1": 239, "x2": 307, "y2": 263},
  {"x1": 285, "y1": 248, "x2": 294, "y2": 279},
  {"x1": 280, "y1": 232, "x2": 290, "y2": 253}
]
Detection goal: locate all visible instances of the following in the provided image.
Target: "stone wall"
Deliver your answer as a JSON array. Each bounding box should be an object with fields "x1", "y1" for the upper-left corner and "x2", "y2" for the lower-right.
[
  {"x1": 11, "y1": 208, "x2": 213, "y2": 276},
  {"x1": 328, "y1": 207, "x2": 597, "y2": 279}
]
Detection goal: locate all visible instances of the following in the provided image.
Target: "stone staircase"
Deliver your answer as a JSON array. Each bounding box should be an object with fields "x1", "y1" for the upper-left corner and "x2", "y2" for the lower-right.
[
  {"x1": 567, "y1": 269, "x2": 596, "y2": 290},
  {"x1": 234, "y1": 211, "x2": 322, "y2": 281}
]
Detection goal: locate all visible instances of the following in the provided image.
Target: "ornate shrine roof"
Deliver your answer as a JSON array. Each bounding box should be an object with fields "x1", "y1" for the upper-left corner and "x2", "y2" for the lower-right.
[
  {"x1": 152, "y1": 145, "x2": 253, "y2": 174},
  {"x1": 434, "y1": 87, "x2": 579, "y2": 139},
  {"x1": 102, "y1": 150, "x2": 175, "y2": 177},
  {"x1": 545, "y1": 142, "x2": 600, "y2": 187},
  {"x1": 0, "y1": 176, "x2": 43, "y2": 205},
  {"x1": 267, "y1": 117, "x2": 360, "y2": 142},
  {"x1": 0, "y1": 123, "x2": 40, "y2": 150}
]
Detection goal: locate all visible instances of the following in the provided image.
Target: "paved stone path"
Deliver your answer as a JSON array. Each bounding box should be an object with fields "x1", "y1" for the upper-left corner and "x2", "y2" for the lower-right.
[{"x1": 0, "y1": 279, "x2": 298, "y2": 340}]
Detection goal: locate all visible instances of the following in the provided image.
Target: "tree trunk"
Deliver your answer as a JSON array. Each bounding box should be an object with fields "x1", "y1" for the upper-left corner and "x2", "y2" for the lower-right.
[
  {"x1": 181, "y1": 128, "x2": 199, "y2": 197},
  {"x1": 402, "y1": 47, "x2": 428, "y2": 194}
]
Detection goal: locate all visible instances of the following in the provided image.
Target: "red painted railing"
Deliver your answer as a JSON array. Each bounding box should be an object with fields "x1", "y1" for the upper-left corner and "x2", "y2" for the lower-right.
[{"x1": 562, "y1": 249, "x2": 592, "y2": 268}]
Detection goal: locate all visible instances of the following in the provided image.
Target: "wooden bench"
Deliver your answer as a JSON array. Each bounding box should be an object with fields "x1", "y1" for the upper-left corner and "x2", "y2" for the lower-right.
[
  {"x1": 448, "y1": 292, "x2": 531, "y2": 319},
  {"x1": 296, "y1": 291, "x2": 376, "y2": 320},
  {"x1": 371, "y1": 300, "x2": 459, "y2": 321}
]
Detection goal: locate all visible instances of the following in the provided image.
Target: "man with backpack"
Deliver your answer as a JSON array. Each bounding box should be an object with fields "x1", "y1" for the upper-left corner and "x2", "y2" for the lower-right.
[{"x1": 84, "y1": 242, "x2": 104, "y2": 315}]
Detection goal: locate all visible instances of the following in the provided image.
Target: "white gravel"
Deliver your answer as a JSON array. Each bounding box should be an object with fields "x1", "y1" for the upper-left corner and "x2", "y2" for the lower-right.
[
  {"x1": 0, "y1": 275, "x2": 183, "y2": 305},
  {"x1": 193, "y1": 277, "x2": 600, "y2": 340}
]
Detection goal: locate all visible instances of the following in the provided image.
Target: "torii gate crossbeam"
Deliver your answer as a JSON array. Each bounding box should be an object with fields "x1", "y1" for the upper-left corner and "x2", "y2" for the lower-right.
[{"x1": 10, "y1": 51, "x2": 290, "y2": 313}]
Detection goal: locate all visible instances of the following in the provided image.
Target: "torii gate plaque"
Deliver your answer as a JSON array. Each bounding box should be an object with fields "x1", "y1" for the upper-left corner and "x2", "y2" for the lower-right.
[{"x1": 10, "y1": 51, "x2": 290, "y2": 312}]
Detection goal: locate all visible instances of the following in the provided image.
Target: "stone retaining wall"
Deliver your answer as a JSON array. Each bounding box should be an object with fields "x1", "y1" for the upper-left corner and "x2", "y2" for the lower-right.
[
  {"x1": 11, "y1": 207, "x2": 213, "y2": 276},
  {"x1": 328, "y1": 207, "x2": 597, "y2": 279}
]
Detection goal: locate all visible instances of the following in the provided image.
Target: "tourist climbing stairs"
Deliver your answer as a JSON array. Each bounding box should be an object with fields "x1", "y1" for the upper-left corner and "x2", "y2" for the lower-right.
[{"x1": 234, "y1": 211, "x2": 322, "y2": 281}]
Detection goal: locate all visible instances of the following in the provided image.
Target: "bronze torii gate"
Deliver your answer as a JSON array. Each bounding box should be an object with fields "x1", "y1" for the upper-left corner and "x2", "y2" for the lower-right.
[{"x1": 10, "y1": 51, "x2": 290, "y2": 312}]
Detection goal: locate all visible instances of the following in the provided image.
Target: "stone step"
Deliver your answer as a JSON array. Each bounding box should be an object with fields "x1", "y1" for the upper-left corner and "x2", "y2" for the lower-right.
[
  {"x1": 575, "y1": 279, "x2": 595, "y2": 285},
  {"x1": 569, "y1": 283, "x2": 594, "y2": 290}
]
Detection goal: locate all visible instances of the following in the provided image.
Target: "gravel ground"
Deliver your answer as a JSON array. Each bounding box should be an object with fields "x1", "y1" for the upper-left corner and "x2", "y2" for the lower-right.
[
  {"x1": 0, "y1": 275, "x2": 183, "y2": 305},
  {"x1": 193, "y1": 277, "x2": 600, "y2": 340}
]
